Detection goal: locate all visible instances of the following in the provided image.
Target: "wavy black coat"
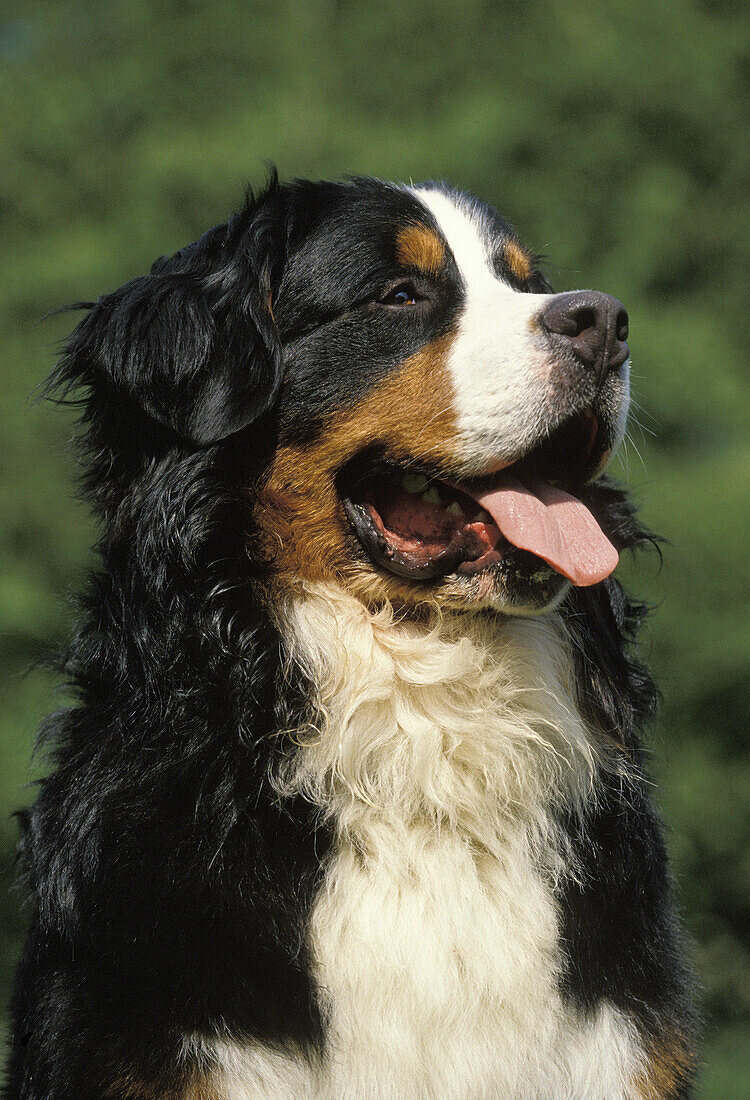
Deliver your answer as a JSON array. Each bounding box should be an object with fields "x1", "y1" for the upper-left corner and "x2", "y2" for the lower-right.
[{"x1": 4, "y1": 178, "x2": 695, "y2": 1098}]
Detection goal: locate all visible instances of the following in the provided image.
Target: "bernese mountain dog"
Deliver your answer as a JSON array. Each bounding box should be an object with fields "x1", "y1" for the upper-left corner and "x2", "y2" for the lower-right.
[{"x1": 5, "y1": 174, "x2": 697, "y2": 1099}]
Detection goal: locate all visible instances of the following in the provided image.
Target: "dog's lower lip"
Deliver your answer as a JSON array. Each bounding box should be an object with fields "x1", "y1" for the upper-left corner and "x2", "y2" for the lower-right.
[{"x1": 343, "y1": 497, "x2": 499, "y2": 580}]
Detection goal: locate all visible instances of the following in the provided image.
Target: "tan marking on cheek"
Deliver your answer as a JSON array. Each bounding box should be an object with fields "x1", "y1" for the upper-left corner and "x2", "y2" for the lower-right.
[
  {"x1": 186, "y1": 1082, "x2": 222, "y2": 1100},
  {"x1": 395, "y1": 224, "x2": 445, "y2": 275},
  {"x1": 504, "y1": 238, "x2": 533, "y2": 282},
  {"x1": 105, "y1": 1073, "x2": 220, "y2": 1099},
  {"x1": 635, "y1": 1032, "x2": 697, "y2": 1099},
  {"x1": 253, "y1": 335, "x2": 458, "y2": 590}
]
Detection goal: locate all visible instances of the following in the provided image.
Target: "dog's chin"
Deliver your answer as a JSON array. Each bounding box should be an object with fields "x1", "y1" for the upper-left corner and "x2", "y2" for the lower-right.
[
  {"x1": 348, "y1": 539, "x2": 571, "y2": 616},
  {"x1": 431, "y1": 555, "x2": 570, "y2": 615}
]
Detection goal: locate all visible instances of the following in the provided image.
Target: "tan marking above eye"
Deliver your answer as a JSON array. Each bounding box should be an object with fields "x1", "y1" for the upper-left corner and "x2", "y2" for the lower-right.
[
  {"x1": 503, "y1": 239, "x2": 533, "y2": 283},
  {"x1": 395, "y1": 224, "x2": 446, "y2": 276}
]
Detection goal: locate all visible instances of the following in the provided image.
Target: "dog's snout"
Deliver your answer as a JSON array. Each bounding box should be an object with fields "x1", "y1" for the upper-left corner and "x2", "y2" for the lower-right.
[{"x1": 541, "y1": 291, "x2": 629, "y2": 379}]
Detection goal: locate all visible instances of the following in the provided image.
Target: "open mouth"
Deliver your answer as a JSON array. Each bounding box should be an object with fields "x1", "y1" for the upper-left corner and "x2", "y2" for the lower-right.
[{"x1": 340, "y1": 410, "x2": 619, "y2": 587}]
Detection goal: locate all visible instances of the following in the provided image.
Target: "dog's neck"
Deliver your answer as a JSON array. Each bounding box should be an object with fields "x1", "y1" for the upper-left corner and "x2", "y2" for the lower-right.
[{"x1": 277, "y1": 582, "x2": 601, "y2": 865}]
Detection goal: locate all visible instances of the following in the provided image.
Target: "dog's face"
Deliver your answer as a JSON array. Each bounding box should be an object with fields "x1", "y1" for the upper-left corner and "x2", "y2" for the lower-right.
[
  {"x1": 64, "y1": 176, "x2": 631, "y2": 615},
  {"x1": 256, "y1": 179, "x2": 630, "y2": 613}
]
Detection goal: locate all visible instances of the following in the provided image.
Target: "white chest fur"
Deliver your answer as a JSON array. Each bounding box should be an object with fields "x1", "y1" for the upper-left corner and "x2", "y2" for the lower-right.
[{"x1": 208, "y1": 585, "x2": 647, "y2": 1098}]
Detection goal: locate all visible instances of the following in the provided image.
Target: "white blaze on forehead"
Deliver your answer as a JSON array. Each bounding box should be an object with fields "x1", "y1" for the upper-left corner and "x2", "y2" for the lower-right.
[
  {"x1": 413, "y1": 187, "x2": 498, "y2": 285},
  {"x1": 412, "y1": 186, "x2": 555, "y2": 474}
]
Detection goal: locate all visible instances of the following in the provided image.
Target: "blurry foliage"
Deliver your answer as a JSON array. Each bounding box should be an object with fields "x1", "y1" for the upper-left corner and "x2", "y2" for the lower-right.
[{"x1": 1, "y1": 0, "x2": 749, "y2": 1093}]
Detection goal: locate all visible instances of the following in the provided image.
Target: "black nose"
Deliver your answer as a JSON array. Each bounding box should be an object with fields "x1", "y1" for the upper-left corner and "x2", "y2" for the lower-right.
[{"x1": 541, "y1": 292, "x2": 629, "y2": 380}]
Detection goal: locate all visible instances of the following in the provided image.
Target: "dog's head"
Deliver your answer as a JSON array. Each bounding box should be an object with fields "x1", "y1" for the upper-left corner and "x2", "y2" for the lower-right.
[{"x1": 57, "y1": 175, "x2": 631, "y2": 615}]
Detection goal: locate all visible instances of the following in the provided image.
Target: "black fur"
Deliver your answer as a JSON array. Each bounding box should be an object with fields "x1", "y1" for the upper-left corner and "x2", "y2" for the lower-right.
[
  {"x1": 7, "y1": 176, "x2": 330, "y2": 1098},
  {"x1": 559, "y1": 496, "x2": 697, "y2": 1093},
  {"x1": 5, "y1": 175, "x2": 696, "y2": 1098}
]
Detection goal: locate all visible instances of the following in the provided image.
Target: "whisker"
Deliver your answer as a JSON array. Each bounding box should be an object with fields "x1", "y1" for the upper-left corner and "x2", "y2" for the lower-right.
[
  {"x1": 628, "y1": 411, "x2": 657, "y2": 441},
  {"x1": 624, "y1": 429, "x2": 647, "y2": 475},
  {"x1": 629, "y1": 397, "x2": 660, "y2": 427}
]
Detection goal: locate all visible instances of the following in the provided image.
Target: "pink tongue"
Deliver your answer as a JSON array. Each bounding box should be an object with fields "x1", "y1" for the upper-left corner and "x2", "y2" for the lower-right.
[{"x1": 468, "y1": 474, "x2": 619, "y2": 586}]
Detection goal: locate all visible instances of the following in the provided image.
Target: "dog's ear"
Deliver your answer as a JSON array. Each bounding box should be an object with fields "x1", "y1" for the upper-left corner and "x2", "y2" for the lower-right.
[{"x1": 59, "y1": 197, "x2": 283, "y2": 447}]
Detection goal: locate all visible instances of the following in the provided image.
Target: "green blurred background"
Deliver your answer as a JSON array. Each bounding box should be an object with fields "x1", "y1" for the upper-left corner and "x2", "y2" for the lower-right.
[{"x1": 1, "y1": 0, "x2": 749, "y2": 1093}]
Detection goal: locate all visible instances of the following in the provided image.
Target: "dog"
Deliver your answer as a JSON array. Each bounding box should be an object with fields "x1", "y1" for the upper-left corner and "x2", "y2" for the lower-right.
[{"x1": 5, "y1": 174, "x2": 696, "y2": 1099}]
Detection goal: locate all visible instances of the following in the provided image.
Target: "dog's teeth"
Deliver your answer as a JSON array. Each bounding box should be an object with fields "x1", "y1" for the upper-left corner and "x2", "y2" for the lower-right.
[
  {"x1": 422, "y1": 488, "x2": 440, "y2": 505},
  {"x1": 473, "y1": 510, "x2": 487, "y2": 523},
  {"x1": 402, "y1": 473, "x2": 428, "y2": 494},
  {"x1": 446, "y1": 501, "x2": 464, "y2": 517}
]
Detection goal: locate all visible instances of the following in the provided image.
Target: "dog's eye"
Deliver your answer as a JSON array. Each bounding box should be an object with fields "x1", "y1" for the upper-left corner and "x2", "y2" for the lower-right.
[{"x1": 380, "y1": 283, "x2": 421, "y2": 307}]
